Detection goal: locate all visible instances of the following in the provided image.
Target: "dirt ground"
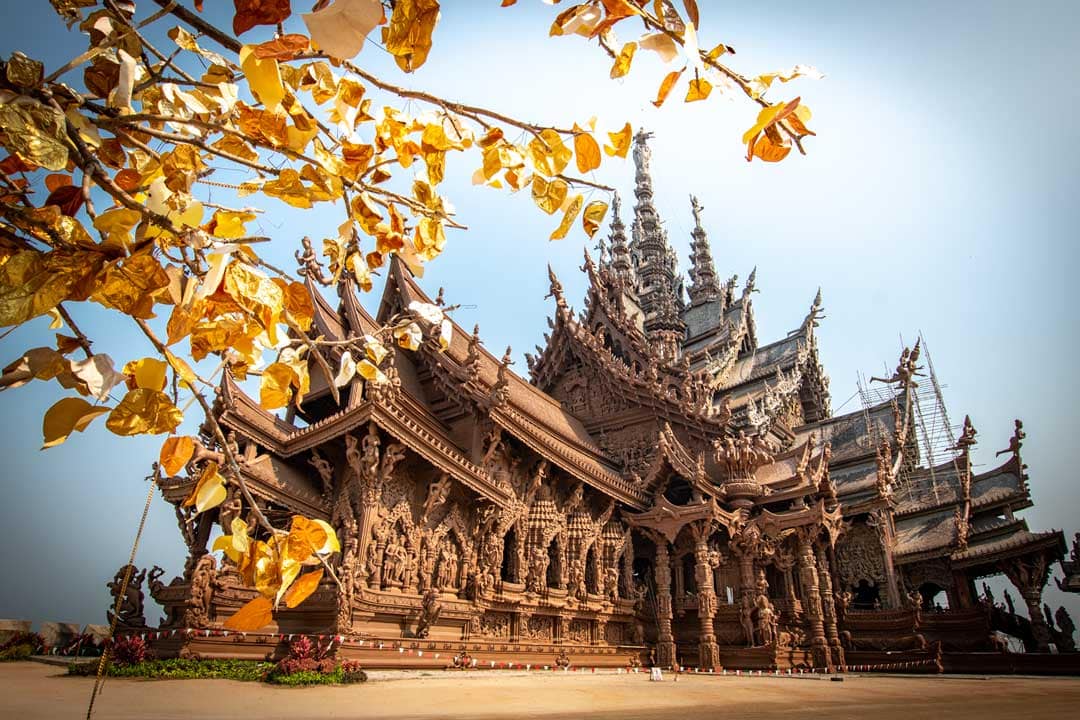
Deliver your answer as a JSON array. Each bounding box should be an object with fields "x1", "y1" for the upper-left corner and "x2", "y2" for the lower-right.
[{"x1": 3, "y1": 662, "x2": 1079, "y2": 720}]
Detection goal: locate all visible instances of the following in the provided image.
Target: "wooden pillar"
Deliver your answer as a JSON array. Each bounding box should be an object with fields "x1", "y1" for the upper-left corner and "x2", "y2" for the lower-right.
[
  {"x1": 815, "y1": 542, "x2": 844, "y2": 668},
  {"x1": 797, "y1": 529, "x2": 831, "y2": 670},
  {"x1": 653, "y1": 540, "x2": 676, "y2": 667},
  {"x1": 1001, "y1": 554, "x2": 1053, "y2": 652},
  {"x1": 870, "y1": 510, "x2": 902, "y2": 609},
  {"x1": 694, "y1": 535, "x2": 720, "y2": 670}
]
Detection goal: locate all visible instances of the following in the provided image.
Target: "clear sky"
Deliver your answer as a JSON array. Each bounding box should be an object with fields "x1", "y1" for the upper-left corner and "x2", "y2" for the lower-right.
[{"x1": 0, "y1": 1, "x2": 1077, "y2": 629}]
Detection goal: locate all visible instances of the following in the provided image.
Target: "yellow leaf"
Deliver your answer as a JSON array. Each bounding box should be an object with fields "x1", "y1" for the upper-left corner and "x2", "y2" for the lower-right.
[
  {"x1": 276, "y1": 279, "x2": 314, "y2": 331},
  {"x1": 92, "y1": 207, "x2": 142, "y2": 249},
  {"x1": 165, "y1": 350, "x2": 197, "y2": 388},
  {"x1": 312, "y1": 519, "x2": 340, "y2": 554},
  {"x1": 93, "y1": 254, "x2": 170, "y2": 320},
  {"x1": 573, "y1": 124, "x2": 601, "y2": 174},
  {"x1": 550, "y1": 194, "x2": 583, "y2": 241},
  {"x1": 260, "y1": 361, "x2": 297, "y2": 410},
  {"x1": 42, "y1": 397, "x2": 109, "y2": 449},
  {"x1": 413, "y1": 217, "x2": 445, "y2": 261},
  {"x1": 207, "y1": 209, "x2": 257, "y2": 240},
  {"x1": 685, "y1": 77, "x2": 712, "y2": 102},
  {"x1": 531, "y1": 176, "x2": 569, "y2": 215},
  {"x1": 123, "y1": 357, "x2": 168, "y2": 391},
  {"x1": 283, "y1": 568, "x2": 324, "y2": 609},
  {"x1": 604, "y1": 122, "x2": 633, "y2": 157},
  {"x1": 0, "y1": 249, "x2": 104, "y2": 328},
  {"x1": 239, "y1": 45, "x2": 285, "y2": 111},
  {"x1": 184, "y1": 461, "x2": 227, "y2": 514},
  {"x1": 333, "y1": 349, "x2": 357, "y2": 387},
  {"x1": 106, "y1": 388, "x2": 183, "y2": 436},
  {"x1": 550, "y1": 3, "x2": 602, "y2": 36},
  {"x1": 159, "y1": 435, "x2": 195, "y2": 476},
  {"x1": 528, "y1": 129, "x2": 572, "y2": 177},
  {"x1": 223, "y1": 262, "x2": 284, "y2": 340},
  {"x1": 609, "y1": 41, "x2": 636, "y2": 79},
  {"x1": 302, "y1": 0, "x2": 385, "y2": 60},
  {"x1": 357, "y1": 359, "x2": 388, "y2": 385},
  {"x1": 383, "y1": 0, "x2": 440, "y2": 73},
  {"x1": 223, "y1": 595, "x2": 274, "y2": 631},
  {"x1": 394, "y1": 322, "x2": 422, "y2": 351},
  {"x1": 652, "y1": 69, "x2": 684, "y2": 108},
  {"x1": 582, "y1": 200, "x2": 608, "y2": 238}
]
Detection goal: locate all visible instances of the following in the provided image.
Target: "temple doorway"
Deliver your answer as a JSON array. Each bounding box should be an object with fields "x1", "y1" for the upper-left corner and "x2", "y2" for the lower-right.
[
  {"x1": 853, "y1": 579, "x2": 881, "y2": 609},
  {"x1": 918, "y1": 582, "x2": 950, "y2": 611},
  {"x1": 501, "y1": 527, "x2": 517, "y2": 582}
]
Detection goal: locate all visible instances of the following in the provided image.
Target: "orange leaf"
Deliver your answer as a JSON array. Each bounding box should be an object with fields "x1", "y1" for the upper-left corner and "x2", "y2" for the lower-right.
[
  {"x1": 685, "y1": 77, "x2": 712, "y2": 102},
  {"x1": 283, "y1": 568, "x2": 324, "y2": 608},
  {"x1": 683, "y1": 0, "x2": 700, "y2": 27},
  {"x1": 45, "y1": 174, "x2": 71, "y2": 193},
  {"x1": 233, "y1": 0, "x2": 292, "y2": 36},
  {"x1": 653, "y1": 69, "x2": 685, "y2": 108},
  {"x1": 253, "y1": 34, "x2": 310, "y2": 60},
  {"x1": 159, "y1": 435, "x2": 195, "y2": 477},
  {"x1": 573, "y1": 124, "x2": 601, "y2": 173},
  {"x1": 223, "y1": 595, "x2": 274, "y2": 631}
]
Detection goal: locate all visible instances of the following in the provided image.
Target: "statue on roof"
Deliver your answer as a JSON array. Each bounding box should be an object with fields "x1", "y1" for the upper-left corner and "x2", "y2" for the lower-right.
[
  {"x1": 995, "y1": 419, "x2": 1025, "y2": 457},
  {"x1": 633, "y1": 129, "x2": 654, "y2": 175},
  {"x1": 690, "y1": 195, "x2": 704, "y2": 227},
  {"x1": 295, "y1": 236, "x2": 330, "y2": 285},
  {"x1": 956, "y1": 415, "x2": 978, "y2": 450}
]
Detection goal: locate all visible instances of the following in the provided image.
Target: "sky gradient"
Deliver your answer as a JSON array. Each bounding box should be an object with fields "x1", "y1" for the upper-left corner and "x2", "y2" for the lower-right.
[{"x1": 0, "y1": 1, "x2": 1077, "y2": 629}]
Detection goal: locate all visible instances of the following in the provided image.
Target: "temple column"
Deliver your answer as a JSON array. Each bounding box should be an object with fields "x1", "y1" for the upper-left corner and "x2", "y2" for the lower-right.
[
  {"x1": 869, "y1": 510, "x2": 901, "y2": 609},
  {"x1": 694, "y1": 532, "x2": 720, "y2": 670},
  {"x1": 653, "y1": 539, "x2": 676, "y2": 667},
  {"x1": 775, "y1": 551, "x2": 799, "y2": 614},
  {"x1": 1001, "y1": 553, "x2": 1054, "y2": 652},
  {"x1": 797, "y1": 529, "x2": 831, "y2": 670},
  {"x1": 815, "y1": 542, "x2": 844, "y2": 668}
]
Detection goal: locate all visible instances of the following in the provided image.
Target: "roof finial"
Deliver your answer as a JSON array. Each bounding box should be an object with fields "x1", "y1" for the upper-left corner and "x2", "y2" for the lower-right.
[
  {"x1": 545, "y1": 264, "x2": 568, "y2": 313},
  {"x1": 687, "y1": 194, "x2": 720, "y2": 305}
]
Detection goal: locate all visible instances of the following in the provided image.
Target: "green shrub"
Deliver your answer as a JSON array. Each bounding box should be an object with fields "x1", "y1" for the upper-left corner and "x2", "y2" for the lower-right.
[
  {"x1": 0, "y1": 643, "x2": 34, "y2": 662},
  {"x1": 65, "y1": 657, "x2": 366, "y2": 685}
]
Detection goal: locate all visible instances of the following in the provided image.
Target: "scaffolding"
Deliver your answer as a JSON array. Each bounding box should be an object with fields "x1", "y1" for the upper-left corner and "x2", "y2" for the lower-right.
[{"x1": 857, "y1": 333, "x2": 965, "y2": 505}]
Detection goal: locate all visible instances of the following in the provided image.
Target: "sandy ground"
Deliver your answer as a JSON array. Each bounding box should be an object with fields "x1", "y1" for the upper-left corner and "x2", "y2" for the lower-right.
[{"x1": 2, "y1": 662, "x2": 1079, "y2": 720}]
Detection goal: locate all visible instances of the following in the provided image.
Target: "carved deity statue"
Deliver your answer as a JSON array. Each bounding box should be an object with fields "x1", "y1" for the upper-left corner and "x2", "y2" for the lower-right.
[
  {"x1": 740, "y1": 592, "x2": 756, "y2": 647},
  {"x1": 415, "y1": 589, "x2": 442, "y2": 639},
  {"x1": 382, "y1": 539, "x2": 407, "y2": 587},
  {"x1": 527, "y1": 545, "x2": 549, "y2": 593},
  {"x1": 183, "y1": 554, "x2": 219, "y2": 628},
  {"x1": 1055, "y1": 606, "x2": 1076, "y2": 652},
  {"x1": 435, "y1": 543, "x2": 459, "y2": 591},
  {"x1": 107, "y1": 564, "x2": 148, "y2": 629},
  {"x1": 604, "y1": 565, "x2": 620, "y2": 603}
]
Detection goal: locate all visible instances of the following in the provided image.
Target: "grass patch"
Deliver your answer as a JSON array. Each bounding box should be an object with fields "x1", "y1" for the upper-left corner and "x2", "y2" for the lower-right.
[{"x1": 67, "y1": 657, "x2": 367, "y2": 685}]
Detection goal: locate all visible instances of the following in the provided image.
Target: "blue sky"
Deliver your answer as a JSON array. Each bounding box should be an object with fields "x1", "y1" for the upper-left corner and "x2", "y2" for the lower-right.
[{"x1": 0, "y1": 1, "x2": 1077, "y2": 627}]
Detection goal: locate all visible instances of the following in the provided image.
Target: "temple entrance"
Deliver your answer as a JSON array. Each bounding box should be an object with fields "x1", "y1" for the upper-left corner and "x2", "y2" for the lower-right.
[
  {"x1": 853, "y1": 579, "x2": 881, "y2": 609},
  {"x1": 918, "y1": 582, "x2": 949, "y2": 611},
  {"x1": 501, "y1": 527, "x2": 517, "y2": 582},
  {"x1": 547, "y1": 540, "x2": 561, "y2": 588},
  {"x1": 585, "y1": 546, "x2": 599, "y2": 595}
]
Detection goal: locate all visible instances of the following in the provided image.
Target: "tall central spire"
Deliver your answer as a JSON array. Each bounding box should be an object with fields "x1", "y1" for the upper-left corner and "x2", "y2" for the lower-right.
[
  {"x1": 687, "y1": 195, "x2": 720, "y2": 306},
  {"x1": 631, "y1": 130, "x2": 685, "y2": 361}
]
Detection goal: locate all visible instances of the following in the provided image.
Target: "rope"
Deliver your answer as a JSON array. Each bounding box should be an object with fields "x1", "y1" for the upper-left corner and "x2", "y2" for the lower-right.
[{"x1": 86, "y1": 476, "x2": 157, "y2": 720}]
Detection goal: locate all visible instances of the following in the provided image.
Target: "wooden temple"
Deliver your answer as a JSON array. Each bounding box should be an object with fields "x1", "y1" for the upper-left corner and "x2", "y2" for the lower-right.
[{"x1": 143, "y1": 132, "x2": 1072, "y2": 670}]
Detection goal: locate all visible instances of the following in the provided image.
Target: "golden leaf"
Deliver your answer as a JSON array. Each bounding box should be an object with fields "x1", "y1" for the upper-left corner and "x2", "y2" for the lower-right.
[
  {"x1": 223, "y1": 595, "x2": 274, "y2": 632},
  {"x1": 357, "y1": 359, "x2": 388, "y2": 385},
  {"x1": 413, "y1": 217, "x2": 445, "y2": 261},
  {"x1": 742, "y1": 97, "x2": 802, "y2": 162},
  {"x1": 531, "y1": 176, "x2": 569, "y2": 215},
  {"x1": 283, "y1": 568, "x2": 324, "y2": 609},
  {"x1": 383, "y1": 0, "x2": 440, "y2": 73},
  {"x1": 573, "y1": 125, "x2": 601, "y2": 174},
  {"x1": 1, "y1": 347, "x2": 68, "y2": 391},
  {"x1": 528, "y1": 129, "x2": 572, "y2": 177},
  {"x1": 276, "y1": 279, "x2": 314, "y2": 331},
  {"x1": 302, "y1": 0, "x2": 385, "y2": 60},
  {"x1": 0, "y1": 97, "x2": 68, "y2": 170},
  {"x1": 93, "y1": 253, "x2": 170, "y2": 320},
  {"x1": 683, "y1": 0, "x2": 700, "y2": 27},
  {"x1": 312, "y1": 519, "x2": 340, "y2": 554},
  {"x1": 604, "y1": 122, "x2": 633, "y2": 157},
  {"x1": 582, "y1": 200, "x2": 609, "y2": 238},
  {"x1": 750, "y1": 129, "x2": 792, "y2": 163},
  {"x1": 610, "y1": 41, "x2": 636, "y2": 79},
  {"x1": 106, "y1": 388, "x2": 183, "y2": 436},
  {"x1": 0, "y1": 249, "x2": 103, "y2": 327},
  {"x1": 92, "y1": 207, "x2": 142, "y2": 250},
  {"x1": 122, "y1": 357, "x2": 168, "y2": 391},
  {"x1": 207, "y1": 210, "x2": 257, "y2": 240},
  {"x1": 260, "y1": 361, "x2": 298, "y2": 410},
  {"x1": 550, "y1": 194, "x2": 584, "y2": 241},
  {"x1": 652, "y1": 69, "x2": 684, "y2": 108},
  {"x1": 160, "y1": 145, "x2": 205, "y2": 194},
  {"x1": 6, "y1": 52, "x2": 44, "y2": 89},
  {"x1": 223, "y1": 261, "x2": 285, "y2": 339},
  {"x1": 184, "y1": 461, "x2": 227, "y2": 514},
  {"x1": 69, "y1": 353, "x2": 126, "y2": 401},
  {"x1": 685, "y1": 76, "x2": 712, "y2": 102},
  {"x1": 252, "y1": 33, "x2": 310, "y2": 60},
  {"x1": 286, "y1": 516, "x2": 329, "y2": 562},
  {"x1": 42, "y1": 397, "x2": 109, "y2": 449},
  {"x1": 159, "y1": 435, "x2": 195, "y2": 476},
  {"x1": 262, "y1": 168, "x2": 316, "y2": 209},
  {"x1": 350, "y1": 192, "x2": 383, "y2": 235}
]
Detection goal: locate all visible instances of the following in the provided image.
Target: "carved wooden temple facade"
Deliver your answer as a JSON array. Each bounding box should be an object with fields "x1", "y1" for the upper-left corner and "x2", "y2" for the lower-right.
[{"x1": 144, "y1": 133, "x2": 1071, "y2": 670}]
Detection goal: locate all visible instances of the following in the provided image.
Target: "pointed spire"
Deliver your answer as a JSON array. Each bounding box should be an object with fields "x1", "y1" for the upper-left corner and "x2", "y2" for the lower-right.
[
  {"x1": 687, "y1": 194, "x2": 720, "y2": 305},
  {"x1": 607, "y1": 191, "x2": 636, "y2": 287},
  {"x1": 630, "y1": 130, "x2": 684, "y2": 352}
]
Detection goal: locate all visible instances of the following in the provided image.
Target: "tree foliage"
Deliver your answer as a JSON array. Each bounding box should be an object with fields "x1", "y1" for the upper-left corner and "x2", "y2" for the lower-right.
[{"x1": 0, "y1": 0, "x2": 819, "y2": 628}]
